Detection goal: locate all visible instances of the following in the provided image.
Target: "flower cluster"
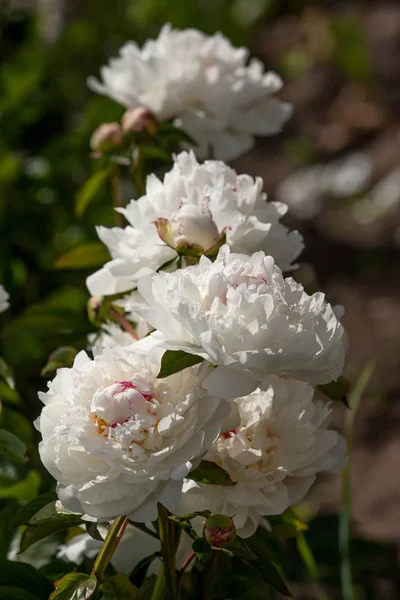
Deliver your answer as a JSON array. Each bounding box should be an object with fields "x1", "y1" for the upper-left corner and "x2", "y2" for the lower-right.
[
  {"x1": 37, "y1": 24, "x2": 347, "y2": 550},
  {"x1": 88, "y1": 24, "x2": 291, "y2": 160},
  {"x1": 87, "y1": 151, "x2": 303, "y2": 297}
]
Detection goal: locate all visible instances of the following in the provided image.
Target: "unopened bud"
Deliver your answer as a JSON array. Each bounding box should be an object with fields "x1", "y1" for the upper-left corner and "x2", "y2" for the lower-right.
[
  {"x1": 203, "y1": 514, "x2": 236, "y2": 549},
  {"x1": 88, "y1": 296, "x2": 107, "y2": 327},
  {"x1": 155, "y1": 204, "x2": 223, "y2": 257},
  {"x1": 122, "y1": 107, "x2": 159, "y2": 136},
  {"x1": 90, "y1": 122, "x2": 123, "y2": 152}
]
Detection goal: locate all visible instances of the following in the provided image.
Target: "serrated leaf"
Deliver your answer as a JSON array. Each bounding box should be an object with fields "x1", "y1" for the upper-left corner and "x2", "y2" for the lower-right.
[
  {"x1": 0, "y1": 560, "x2": 54, "y2": 597},
  {"x1": 75, "y1": 168, "x2": 110, "y2": 218},
  {"x1": 19, "y1": 511, "x2": 83, "y2": 553},
  {"x1": 192, "y1": 538, "x2": 212, "y2": 562},
  {"x1": 54, "y1": 243, "x2": 111, "y2": 270},
  {"x1": 101, "y1": 574, "x2": 139, "y2": 599},
  {"x1": 50, "y1": 572, "x2": 97, "y2": 600},
  {"x1": 0, "y1": 469, "x2": 40, "y2": 500},
  {"x1": 0, "y1": 429, "x2": 26, "y2": 463},
  {"x1": 318, "y1": 377, "x2": 350, "y2": 407},
  {"x1": 0, "y1": 356, "x2": 15, "y2": 389},
  {"x1": 157, "y1": 350, "x2": 203, "y2": 379},
  {"x1": 188, "y1": 460, "x2": 235, "y2": 487},
  {"x1": 0, "y1": 587, "x2": 41, "y2": 600}
]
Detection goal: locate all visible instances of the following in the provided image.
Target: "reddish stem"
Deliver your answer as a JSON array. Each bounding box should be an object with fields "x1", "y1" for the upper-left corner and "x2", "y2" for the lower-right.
[
  {"x1": 110, "y1": 307, "x2": 139, "y2": 340},
  {"x1": 180, "y1": 550, "x2": 196, "y2": 573}
]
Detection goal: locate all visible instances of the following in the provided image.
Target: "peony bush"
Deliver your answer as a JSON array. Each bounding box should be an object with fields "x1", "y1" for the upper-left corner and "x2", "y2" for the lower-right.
[{"x1": 0, "y1": 24, "x2": 350, "y2": 600}]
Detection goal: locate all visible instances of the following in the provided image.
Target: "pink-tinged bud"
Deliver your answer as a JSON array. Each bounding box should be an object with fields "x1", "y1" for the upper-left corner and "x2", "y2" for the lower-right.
[
  {"x1": 203, "y1": 514, "x2": 237, "y2": 549},
  {"x1": 154, "y1": 204, "x2": 224, "y2": 257},
  {"x1": 87, "y1": 296, "x2": 109, "y2": 327},
  {"x1": 90, "y1": 123, "x2": 123, "y2": 152},
  {"x1": 121, "y1": 107, "x2": 159, "y2": 136}
]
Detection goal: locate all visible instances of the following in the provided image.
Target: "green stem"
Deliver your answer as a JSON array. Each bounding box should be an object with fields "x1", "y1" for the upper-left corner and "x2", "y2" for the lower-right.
[
  {"x1": 150, "y1": 563, "x2": 166, "y2": 600},
  {"x1": 177, "y1": 551, "x2": 196, "y2": 598},
  {"x1": 92, "y1": 515, "x2": 128, "y2": 580},
  {"x1": 203, "y1": 551, "x2": 218, "y2": 600},
  {"x1": 340, "y1": 360, "x2": 375, "y2": 600},
  {"x1": 296, "y1": 533, "x2": 328, "y2": 600}
]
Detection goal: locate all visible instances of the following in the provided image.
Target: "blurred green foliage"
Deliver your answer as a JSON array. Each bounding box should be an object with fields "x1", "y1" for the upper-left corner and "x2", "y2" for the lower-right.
[{"x1": 0, "y1": 2, "x2": 397, "y2": 599}]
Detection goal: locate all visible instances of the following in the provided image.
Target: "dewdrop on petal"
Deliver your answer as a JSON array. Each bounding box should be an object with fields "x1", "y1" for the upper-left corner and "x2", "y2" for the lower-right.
[{"x1": 203, "y1": 514, "x2": 237, "y2": 548}]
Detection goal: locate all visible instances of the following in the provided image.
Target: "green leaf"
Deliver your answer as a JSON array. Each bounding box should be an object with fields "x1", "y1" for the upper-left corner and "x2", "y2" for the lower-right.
[
  {"x1": 128, "y1": 552, "x2": 161, "y2": 588},
  {"x1": 0, "y1": 587, "x2": 41, "y2": 600},
  {"x1": 0, "y1": 356, "x2": 15, "y2": 389},
  {"x1": 0, "y1": 429, "x2": 26, "y2": 463},
  {"x1": 228, "y1": 537, "x2": 257, "y2": 561},
  {"x1": 264, "y1": 522, "x2": 308, "y2": 540},
  {"x1": 41, "y1": 346, "x2": 78, "y2": 377},
  {"x1": 50, "y1": 573, "x2": 97, "y2": 600},
  {"x1": 19, "y1": 511, "x2": 83, "y2": 553},
  {"x1": 250, "y1": 559, "x2": 293, "y2": 598},
  {"x1": 10, "y1": 490, "x2": 57, "y2": 528},
  {"x1": 188, "y1": 460, "x2": 235, "y2": 487},
  {"x1": 157, "y1": 350, "x2": 203, "y2": 379},
  {"x1": 54, "y1": 242, "x2": 111, "y2": 270},
  {"x1": 318, "y1": 377, "x2": 350, "y2": 407},
  {"x1": 192, "y1": 537, "x2": 212, "y2": 562},
  {"x1": 158, "y1": 123, "x2": 196, "y2": 146},
  {"x1": 0, "y1": 469, "x2": 40, "y2": 500},
  {"x1": 157, "y1": 503, "x2": 177, "y2": 599},
  {"x1": 85, "y1": 521, "x2": 104, "y2": 542},
  {"x1": 0, "y1": 560, "x2": 54, "y2": 598},
  {"x1": 170, "y1": 510, "x2": 211, "y2": 523},
  {"x1": 75, "y1": 168, "x2": 110, "y2": 218},
  {"x1": 141, "y1": 146, "x2": 173, "y2": 166},
  {"x1": 101, "y1": 574, "x2": 139, "y2": 600}
]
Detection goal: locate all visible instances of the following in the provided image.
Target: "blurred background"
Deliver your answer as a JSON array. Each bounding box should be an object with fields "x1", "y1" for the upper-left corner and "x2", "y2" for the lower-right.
[{"x1": 0, "y1": 1, "x2": 399, "y2": 598}]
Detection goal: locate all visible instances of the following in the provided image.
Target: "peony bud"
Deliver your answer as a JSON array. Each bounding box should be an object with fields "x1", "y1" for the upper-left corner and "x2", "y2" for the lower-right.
[
  {"x1": 90, "y1": 123, "x2": 123, "y2": 152},
  {"x1": 203, "y1": 514, "x2": 236, "y2": 549},
  {"x1": 87, "y1": 296, "x2": 109, "y2": 327},
  {"x1": 121, "y1": 107, "x2": 159, "y2": 136},
  {"x1": 155, "y1": 204, "x2": 223, "y2": 256}
]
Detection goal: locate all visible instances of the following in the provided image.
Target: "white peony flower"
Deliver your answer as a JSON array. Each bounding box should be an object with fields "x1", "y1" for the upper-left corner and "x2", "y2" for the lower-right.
[
  {"x1": 36, "y1": 346, "x2": 229, "y2": 522},
  {"x1": 87, "y1": 151, "x2": 303, "y2": 296},
  {"x1": 88, "y1": 322, "x2": 135, "y2": 356},
  {"x1": 88, "y1": 25, "x2": 291, "y2": 161},
  {"x1": 134, "y1": 245, "x2": 346, "y2": 397},
  {"x1": 0, "y1": 285, "x2": 9, "y2": 313},
  {"x1": 178, "y1": 376, "x2": 347, "y2": 538}
]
